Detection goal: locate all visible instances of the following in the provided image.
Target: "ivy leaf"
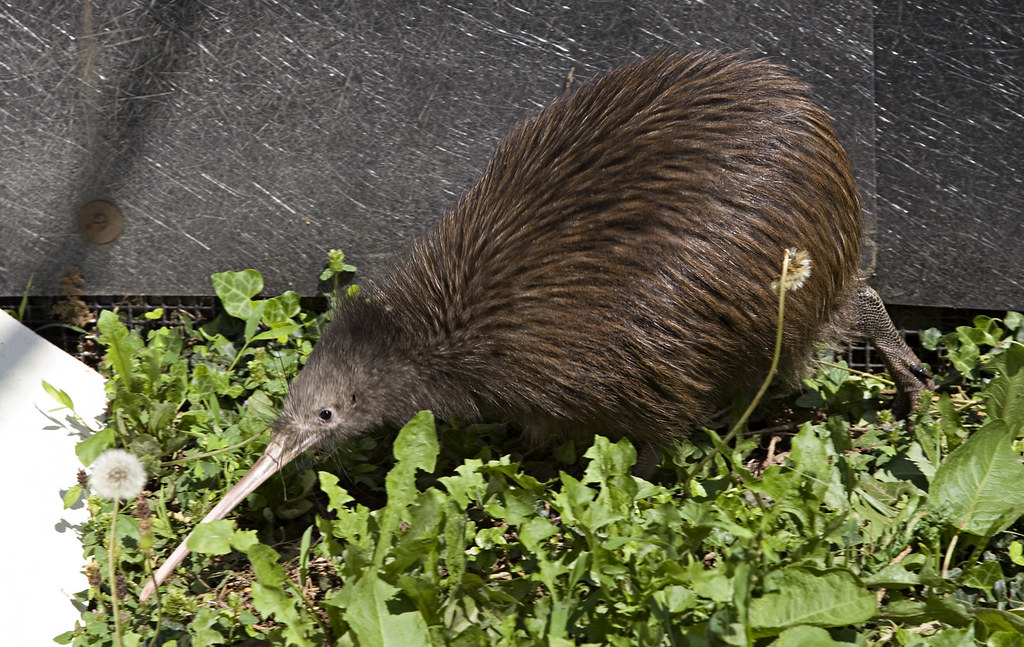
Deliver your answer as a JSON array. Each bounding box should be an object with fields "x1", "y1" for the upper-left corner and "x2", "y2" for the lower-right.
[
  {"x1": 961, "y1": 560, "x2": 1003, "y2": 591},
  {"x1": 211, "y1": 270, "x2": 263, "y2": 320},
  {"x1": 211, "y1": 270, "x2": 266, "y2": 339},
  {"x1": 250, "y1": 323, "x2": 302, "y2": 343},
  {"x1": 261, "y1": 291, "x2": 301, "y2": 326}
]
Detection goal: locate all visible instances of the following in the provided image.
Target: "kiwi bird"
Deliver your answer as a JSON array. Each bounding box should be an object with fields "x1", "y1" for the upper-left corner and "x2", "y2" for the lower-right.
[{"x1": 141, "y1": 50, "x2": 932, "y2": 600}]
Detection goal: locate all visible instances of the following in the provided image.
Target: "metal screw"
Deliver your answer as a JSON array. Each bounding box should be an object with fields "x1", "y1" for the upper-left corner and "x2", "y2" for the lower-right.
[{"x1": 77, "y1": 200, "x2": 123, "y2": 244}]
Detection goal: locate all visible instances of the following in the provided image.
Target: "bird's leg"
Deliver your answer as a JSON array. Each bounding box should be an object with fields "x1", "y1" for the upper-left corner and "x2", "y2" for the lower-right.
[{"x1": 851, "y1": 284, "x2": 935, "y2": 418}]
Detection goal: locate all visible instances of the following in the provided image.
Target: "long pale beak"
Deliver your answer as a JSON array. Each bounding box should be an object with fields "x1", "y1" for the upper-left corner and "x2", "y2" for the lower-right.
[{"x1": 140, "y1": 432, "x2": 309, "y2": 601}]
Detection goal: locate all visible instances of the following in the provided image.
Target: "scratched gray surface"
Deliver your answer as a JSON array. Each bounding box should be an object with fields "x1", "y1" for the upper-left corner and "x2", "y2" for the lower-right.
[
  {"x1": 0, "y1": 1, "x2": 874, "y2": 298},
  {"x1": 2, "y1": 1, "x2": 1019, "y2": 311},
  {"x1": 874, "y1": 1, "x2": 1024, "y2": 309}
]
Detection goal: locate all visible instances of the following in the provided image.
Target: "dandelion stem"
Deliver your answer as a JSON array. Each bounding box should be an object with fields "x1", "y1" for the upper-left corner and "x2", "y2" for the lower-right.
[
  {"x1": 109, "y1": 500, "x2": 124, "y2": 647},
  {"x1": 686, "y1": 249, "x2": 794, "y2": 484}
]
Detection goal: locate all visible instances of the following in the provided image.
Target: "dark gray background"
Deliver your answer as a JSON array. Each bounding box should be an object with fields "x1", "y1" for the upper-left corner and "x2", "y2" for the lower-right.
[{"x1": 0, "y1": 1, "x2": 1020, "y2": 310}]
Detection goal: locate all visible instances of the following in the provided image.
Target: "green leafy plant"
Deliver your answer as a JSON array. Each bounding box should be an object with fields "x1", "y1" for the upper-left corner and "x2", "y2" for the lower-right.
[{"x1": 54, "y1": 252, "x2": 1024, "y2": 646}]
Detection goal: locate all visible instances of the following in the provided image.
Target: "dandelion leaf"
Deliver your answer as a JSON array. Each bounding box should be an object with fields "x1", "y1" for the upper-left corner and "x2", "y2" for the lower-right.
[
  {"x1": 983, "y1": 342, "x2": 1024, "y2": 433},
  {"x1": 188, "y1": 519, "x2": 235, "y2": 556},
  {"x1": 334, "y1": 574, "x2": 431, "y2": 647},
  {"x1": 748, "y1": 568, "x2": 875, "y2": 634},
  {"x1": 769, "y1": 625, "x2": 857, "y2": 646},
  {"x1": 927, "y1": 420, "x2": 1024, "y2": 537}
]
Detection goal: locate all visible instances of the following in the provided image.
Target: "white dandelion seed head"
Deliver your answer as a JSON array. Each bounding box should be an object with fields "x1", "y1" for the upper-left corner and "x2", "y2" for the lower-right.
[
  {"x1": 89, "y1": 449, "x2": 147, "y2": 501},
  {"x1": 772, "y1": 248, "x2": 812, "y2": 292}
]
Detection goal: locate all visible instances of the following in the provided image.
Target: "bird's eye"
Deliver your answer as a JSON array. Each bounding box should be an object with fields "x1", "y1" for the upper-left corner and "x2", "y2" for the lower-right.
[{"x1": 318, "y1": 408, "x2": 334, "y2": 422}]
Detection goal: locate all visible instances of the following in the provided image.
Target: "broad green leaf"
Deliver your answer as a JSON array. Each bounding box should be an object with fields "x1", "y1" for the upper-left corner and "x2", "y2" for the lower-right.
[
  {"x1": 319, "y1": 471, "x2": 354, "y2": 512},
  {"x1": 1011, "y1": 541, "x2": 1024, "y2": 566},
  {"x1": 962, "y1": 560, "x2": 1003, "y2": 591},
  {"x1": 76, "y1": 427, "x2": 116, "y2": 466},
  {"x1": 975, "y1": 609, "x2": 1024, "y2": 637},
  {"x1": 884, "y1": 594, "x2": 973, "y2": 627},
  {"x1": 983, "y1": 342, "x2": 1024, "y2": 433},
  {"x1": 934, "y1": 393, "x2": 966, "y2": 461},
  {"x1": 96, "y1": 310, "x2": 142, "y2": 390},
  {"x1": 42, "y1": 380, "x2": 74, "y2": 410},
  {"x1": 249, "y1": 323, "x2": 302, "y2": 343},
  {"x1": 62, "y1": 485, "x2": 83, "y2": 509},
  {"x1": 231, "y1": 529, "x2": 260, "y2": 552},
  {"x1": 920, "y1": 327, "x2": 942, "y2": 350},
  {"x1": 211, "y1": 269, "x2": 263, "y2": 320},
  {"x1": 438, "y1": 459, "x2": 488, "y2": 507},
  {"x1": 986, "y1": 630, "x2": 1024, "y2": 647},
  {"x1": 245, "y1": 543, "x2": 286, "y2": 587},
  {"x1": 383, "y1": 411, "x2": 438, "y2": 514},
  {"x1": 251, "y1": 581, "x2": 314, "y2": 645},
  {"x1": 392, "y1": 410, "x2": 439, "y2": 472},
  {"x1": 373, "y1": 412, "x2": 439, "y2": 566},
  {"x1": 1006, "y1": 311, "x2": 1024, "y2": 332},
  {"x1": 298, "y1": 525, "x2": 313, "y2": 588},
  {"x1": 928, "y1": 420, "x2": 1024, "y2": 537},
  {"x1": 443, "y1": 498, "x2": 468, "y2": 586},
  {"x1": 261, "y1": 291, "x2": 301, "y2": 326},
  {"x1": 519, "y1": 515, "x2": 558, "y2": 551},
  {"x1": 146, "y1": 401, "x2": 181, "y2": 437},
  {"x1": 946, "y1": 330, "x2": 980, "y2": 375},
  {"x1": 333, "y1": 574, "x2": 431, "y2": 647},
  {"x1": 866, "y1": 562, "x2": 922, "y2": 588},
  {"x1": 318, "y1": 471, "x2": 371, "y2": 546},
  {"x1": 769, "y1": 625, "x2": 856, "y2": 646},
  {"x1": 582, "y1": 435, "x2": 637, "y2": 479},
  {"x1": 188, "y1": 607, "x2": 226, "y2": 647},
  {"x1": 188, "y1": 519, "x2": 236, "y2": 555},
  {"x1": 653, "y1": 585, "x2": 698, "y2": 614},
  {"x1": 189, "y1": 364, "x2": 242, "y2": 399},
  {"x1": 791, "y1": 422, "x2": 829, "y2": 477},
  {"x1": 748, "y1": 568, "x2": 875, "y2": 633}
]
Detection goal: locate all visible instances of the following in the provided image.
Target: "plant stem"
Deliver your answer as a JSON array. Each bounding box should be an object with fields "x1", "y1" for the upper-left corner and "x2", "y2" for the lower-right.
[
  {"x1": 227, "y1": 340, "x2": 251, "y2": 372},
  {"x1": 114, "y1": 409, "x2": 130, "y2": 449},
  {"x1": 686, "y1": 251, "x2": 793, "y2": 484},
  {"x1": 942, "y1": 533, "x2": 960, "y2": 578},
  {"x1": 731, "y1": 254, "x2": 790, "y2": 437},
  {"x1": 815, "y1": 359, "x2": 896, "y2": 385},
  {"x1": 109, "y1": 500, "x2": 124, "y2": 647},
  {"x1": 285, "y1": 578, "x2": 333, "y2": 642},
  {"x1": 160, "y1": 428, "x2": 269, "y2": 466},
  {"x1": 142, "y1": 553, "x2": 164, "y2": 647}
]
